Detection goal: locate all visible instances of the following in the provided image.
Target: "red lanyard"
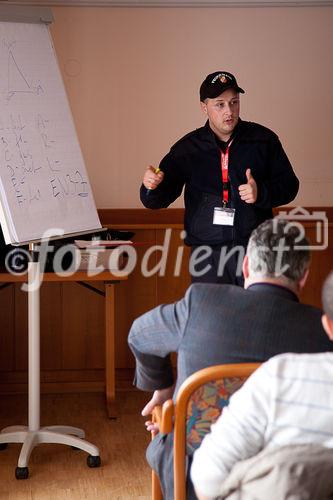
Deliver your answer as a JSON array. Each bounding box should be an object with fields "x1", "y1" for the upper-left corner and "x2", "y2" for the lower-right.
[{"x1": 220, "y1": 140, "x2": 233, "y2": 205}]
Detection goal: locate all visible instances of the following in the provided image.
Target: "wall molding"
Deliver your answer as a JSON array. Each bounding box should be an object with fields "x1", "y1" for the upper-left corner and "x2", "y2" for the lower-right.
[
  {"x1": 3, "y1": 0, "x2": 333, "y2": 7},
  {"x1": 98, "y1": 207, "x2": 333, "y2": 226}
]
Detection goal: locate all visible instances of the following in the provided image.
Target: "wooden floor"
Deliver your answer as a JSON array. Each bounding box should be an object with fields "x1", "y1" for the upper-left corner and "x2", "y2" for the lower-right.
[{"x1": 0, "y1": 390, "x2": 152, "y2": 499}]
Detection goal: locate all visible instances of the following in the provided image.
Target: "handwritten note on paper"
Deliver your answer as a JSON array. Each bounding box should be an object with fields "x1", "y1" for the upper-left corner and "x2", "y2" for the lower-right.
[{"x1": 0, "y1": 22, "x2": 101, "y2": 244}]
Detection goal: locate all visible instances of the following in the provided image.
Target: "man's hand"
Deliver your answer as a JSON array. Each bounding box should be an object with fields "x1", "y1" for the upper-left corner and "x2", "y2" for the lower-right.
[
  {"x1": 141, "y1": 386, "x2": 174, "y2": 433},
  {"x1": 238, "y1": 168, "x2": 257, "y2": 203},
  {"x1": 143, "y1": 165, "x2": 164, "y2": 190}
]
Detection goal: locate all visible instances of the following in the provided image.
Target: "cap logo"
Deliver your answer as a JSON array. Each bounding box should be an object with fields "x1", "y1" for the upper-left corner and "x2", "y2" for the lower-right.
[{"x1": 211, "y1": 72, "x2": 232, "y2": 84}]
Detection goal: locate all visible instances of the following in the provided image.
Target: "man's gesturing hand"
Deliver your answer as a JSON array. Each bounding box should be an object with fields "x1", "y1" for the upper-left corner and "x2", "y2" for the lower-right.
[
  {"x1": 238, "y1": 168, "x2": 257, "y2": 204},
  {"x1": 143, "y1": 165, "x2": 164, "y2": 191}
]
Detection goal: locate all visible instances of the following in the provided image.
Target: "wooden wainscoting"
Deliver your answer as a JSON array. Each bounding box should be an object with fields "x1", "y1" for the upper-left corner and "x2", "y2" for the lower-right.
[
  {"x1": 0, "y1": 207, "x2": 331, "y2": 394},
  {"x1": 0, "y1": 211, "x2": 191, "y2": 394}
]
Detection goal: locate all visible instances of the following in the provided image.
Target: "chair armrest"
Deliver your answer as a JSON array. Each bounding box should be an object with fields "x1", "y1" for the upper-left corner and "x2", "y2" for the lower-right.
[{"x1": 152, "y1": 399, "x2": 174, "y2": 434}]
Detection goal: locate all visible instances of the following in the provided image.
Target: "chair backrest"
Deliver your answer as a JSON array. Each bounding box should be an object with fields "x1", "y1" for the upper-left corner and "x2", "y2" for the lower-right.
[
  {"x1": 173, "y1": 363, "x2": 261, "y2": 500},
  {"x1": 186, "y1": 375, "x2": 247, "y2": 455}
]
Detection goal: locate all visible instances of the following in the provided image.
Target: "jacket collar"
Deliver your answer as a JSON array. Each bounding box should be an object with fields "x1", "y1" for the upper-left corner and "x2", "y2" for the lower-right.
[
  {"x1": 202, "y1": 118, "x2": 245, "y2": 147},
  {"x1": 247, "y1": 282, "x2": 299, "y2": 302}
]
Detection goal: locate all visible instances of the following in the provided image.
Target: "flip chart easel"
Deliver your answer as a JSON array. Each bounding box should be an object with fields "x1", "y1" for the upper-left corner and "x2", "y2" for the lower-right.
[
  {"x1": 0, "y1": 244, "x2": 101, "y2": 479},
  {"x1": 0, "y1": 6, "x2": 102, "y2": 479}
]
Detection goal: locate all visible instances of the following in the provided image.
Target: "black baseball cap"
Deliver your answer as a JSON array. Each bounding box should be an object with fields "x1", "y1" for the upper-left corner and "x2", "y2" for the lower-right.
[{"x1": 200, "y1": 71, "x2": 245, "y2": 101}]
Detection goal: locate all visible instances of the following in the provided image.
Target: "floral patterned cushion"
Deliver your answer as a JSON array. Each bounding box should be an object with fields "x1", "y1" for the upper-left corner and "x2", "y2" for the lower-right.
[{"x1": 186, "y1": 377, "x2": 246, "y2": 455}]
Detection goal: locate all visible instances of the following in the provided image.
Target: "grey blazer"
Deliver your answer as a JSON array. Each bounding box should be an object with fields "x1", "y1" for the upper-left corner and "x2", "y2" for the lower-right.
[{"x1": 128, "y1": 283, "x2": 333, "y2": 500}]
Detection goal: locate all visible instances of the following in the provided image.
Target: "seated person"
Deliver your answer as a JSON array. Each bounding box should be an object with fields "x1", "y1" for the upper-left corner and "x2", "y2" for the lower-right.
[
  {"x1": 128, "y1": 219, "x2": 333, "y2": 500},
  {"x1": 191, "y1": 271, "x2": 333, "y2": 500}
]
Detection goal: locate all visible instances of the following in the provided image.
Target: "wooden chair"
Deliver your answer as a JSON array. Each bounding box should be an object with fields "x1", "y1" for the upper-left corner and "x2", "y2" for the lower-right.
[{"x1": 151, "y1": 362, "x2": 261, "y2": 500}]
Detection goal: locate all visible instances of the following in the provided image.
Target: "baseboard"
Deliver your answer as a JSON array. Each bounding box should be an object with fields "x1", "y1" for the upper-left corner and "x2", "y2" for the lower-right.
[{"x1": 0, "y1": 368, "x2": 135, "y2": 395}]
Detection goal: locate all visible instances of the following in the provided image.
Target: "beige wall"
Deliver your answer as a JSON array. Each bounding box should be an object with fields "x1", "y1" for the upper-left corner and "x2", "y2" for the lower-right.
[{"x1": 50, "y1": 6, "x2": 333, "y2": 208}]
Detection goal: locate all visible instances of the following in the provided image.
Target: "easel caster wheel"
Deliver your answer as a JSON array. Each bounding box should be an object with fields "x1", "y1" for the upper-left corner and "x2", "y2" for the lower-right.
[
  {"x1": 87, "y1": 455, "x2": 101, "y2": 468},
  {"x1": 15, "y1": 466, "x2": 29, "y2": 480},
  {"x1": 0, "y1": 443, "x2": 8, "y2": 451}
]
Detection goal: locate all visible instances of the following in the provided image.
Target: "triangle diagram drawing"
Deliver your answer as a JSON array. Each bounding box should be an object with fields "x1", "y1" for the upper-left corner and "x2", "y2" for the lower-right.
[{"x1": 8, "y1": 48, "x2": 34, "y2": 98}]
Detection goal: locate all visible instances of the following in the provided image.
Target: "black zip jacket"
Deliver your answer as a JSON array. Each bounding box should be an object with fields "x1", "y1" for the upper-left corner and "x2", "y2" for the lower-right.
[{"x1": 140, "y1": 119, "x2": 299, "y2": 247}]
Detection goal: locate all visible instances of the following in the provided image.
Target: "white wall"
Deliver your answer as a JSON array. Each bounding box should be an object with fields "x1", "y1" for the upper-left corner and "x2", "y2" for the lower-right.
[{"x1": 50, "y1": 6, "x2": 333, "y2": 207}]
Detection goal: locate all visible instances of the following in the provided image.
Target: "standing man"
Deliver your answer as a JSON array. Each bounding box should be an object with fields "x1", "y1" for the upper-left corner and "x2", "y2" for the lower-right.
[{"x1": 140, "y1": 71, "x2": 299, "y2": 285}]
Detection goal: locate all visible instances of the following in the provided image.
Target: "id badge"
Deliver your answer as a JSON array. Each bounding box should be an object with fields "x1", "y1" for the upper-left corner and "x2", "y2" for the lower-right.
[{"x1": 213, "y1": 207, "x2": 235, "y2": 226}]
